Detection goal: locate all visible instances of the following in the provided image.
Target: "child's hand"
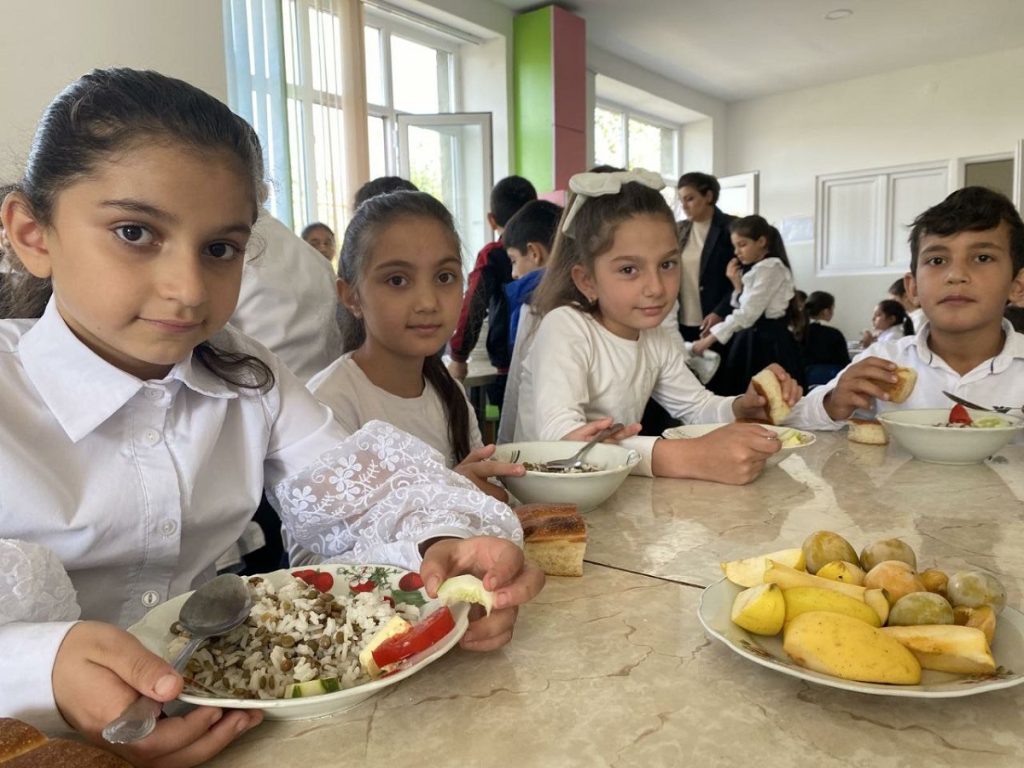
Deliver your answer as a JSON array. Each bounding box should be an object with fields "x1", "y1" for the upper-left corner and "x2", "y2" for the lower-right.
[
  {"x1": 699, "y1": 312, "x2": 723, "y2": 337},
  {"x1": 653, "y1": 422, "x2": 780, "y2": 485},
  {"x1": 561, "y1": 416, "x2": 641, "y2": 443},
  {"x1": 726, "y1": 258, "x2": 743, "y2": 289},
  {"x1": 420, "y1": 537, "x2": 545, "y2": 652},
  {"x1": 454, "y1": 444, "x2": 522, "y2": 503},
  {"x1": 52, "y1": 621, "x2": 262, "y2": 767},
  {"x1": 823, "y1": 356, "x2": 898, "y2": 421},
  {"x1": 447, "y1": 360, "x2": 468, "y2": 381},
  {"x1": 690, "y1": 335, "x2": 717, "y2": 356},
  {"x1": 733, "y1": 363, "x2": 802, "y2": 421},
  {"x1": 860, "y1": 329, "x2": 875, "y2": 347}
]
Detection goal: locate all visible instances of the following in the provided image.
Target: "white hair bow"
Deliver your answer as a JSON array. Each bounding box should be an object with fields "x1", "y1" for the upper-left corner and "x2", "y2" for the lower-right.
[{"x1": 561, "y1": 168, "x2": 666, "y2": 234}]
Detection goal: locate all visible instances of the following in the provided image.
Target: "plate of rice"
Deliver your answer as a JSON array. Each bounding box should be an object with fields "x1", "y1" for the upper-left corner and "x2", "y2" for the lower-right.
[{"x1": 128, "y1": 565, "x2": 471, "y2": 720}]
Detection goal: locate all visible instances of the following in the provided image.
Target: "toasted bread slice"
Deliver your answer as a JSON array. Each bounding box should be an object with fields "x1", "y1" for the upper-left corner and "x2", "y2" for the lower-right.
[
  {"x1": 751, "y1": 368, "x2": 790, "y2": 425},
  {"x1": 848, "y1": 417, "x2": 888, "y2": 445},
  {"x1": 884, "y1": 367, "x2": 917, "y2": 404}
]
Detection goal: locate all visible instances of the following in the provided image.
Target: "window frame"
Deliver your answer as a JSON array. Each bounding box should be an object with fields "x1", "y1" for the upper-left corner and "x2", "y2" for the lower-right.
[{"x1": 593, "y1": 98, "x2": 680, "y2": 184}]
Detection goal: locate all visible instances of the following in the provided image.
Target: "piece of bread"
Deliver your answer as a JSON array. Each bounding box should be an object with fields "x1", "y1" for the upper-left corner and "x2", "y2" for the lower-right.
[
  {"x1": 0, "y1": 719, "x2": 130, "y2": 767},
  {"x1": 515, "y1": 503, "x2": 587, "y2": 577},
  {"x1": 847, "y1": 417, "x2": 888, "y2": 445},
  {"x1": 882, "y1": 367, "x2": 917, "y2": 404},
  {"x1": 750, "y1": 367, "x2": 791, "y2": 425}
]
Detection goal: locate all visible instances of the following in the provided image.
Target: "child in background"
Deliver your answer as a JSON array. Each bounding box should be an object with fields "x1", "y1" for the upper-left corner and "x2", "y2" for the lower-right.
[
  {"x1": 860, "y1": 298, "x2": 914, "y2": 347},
  {"x1": 789, "y1": 186, "x2": 1024, "y2": 428},
  {"x1": 302, "y1": 191, "x2": 526, "y2": 564},
  {"x1": 300, "y1": 221, "x2": 336, "y2": 261},
  {"x1": 515, "y1": 169, "x2": 802, "y2": 484},
  {"x1": 502, "y1": 199, "x2": 563, "y2": 355},
  {"x1": 801, "y1": 291, "x2": 851, "y2": 387},
  {"x1": 353, "y1": 175, "x2": 418, "y2": 209},
  {"x1": 0, "y1": 68, "x2": 540, "y2": 762},
  {"x1": 691, "y1": 215, "x2": 803, "y2": 394},
  {"x1": 889, "y1": 276, "x2": 926, "y2": 332},
  {"x1": 448, "y1": 175, "x2": 537, "y2": 409}
]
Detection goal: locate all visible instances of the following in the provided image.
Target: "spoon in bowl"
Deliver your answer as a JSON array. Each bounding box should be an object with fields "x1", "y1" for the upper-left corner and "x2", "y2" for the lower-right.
[
  {"x1": 540, "y1": 422, "x2": 625, "y2": 471},
  {"x1": 102, "y1": 573, "x2": 253, "y2": 745},
  {"x1": 941, "y1": 391, "x2": 1019, "y2": 414}
]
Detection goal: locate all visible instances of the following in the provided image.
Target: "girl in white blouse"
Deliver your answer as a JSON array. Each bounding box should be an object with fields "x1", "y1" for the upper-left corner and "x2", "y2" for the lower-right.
[
  {"x1": 514, "y1": 169, "x2": 802, "y2": 483},
  {"x1": 299, "y1": 192, "x2": 524, "y2": 565},
  {"x1": 691, "y1": 215, "x2": 803, "y2": 394},
  {"x1": 0, "y1": 68, "x2": 539, "y2": 765}
]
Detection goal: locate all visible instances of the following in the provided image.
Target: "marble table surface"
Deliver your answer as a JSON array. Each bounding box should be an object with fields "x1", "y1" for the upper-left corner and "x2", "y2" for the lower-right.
[{"x1": 205, "y1": 433, "x2": 1024, "y2": 767}]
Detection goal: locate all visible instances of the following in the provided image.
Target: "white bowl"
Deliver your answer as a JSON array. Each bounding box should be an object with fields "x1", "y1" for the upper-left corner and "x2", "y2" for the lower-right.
[
  {"x1": 494, "y1": 441, "x2": 640, "y2": 513},
  {"x1": 876, "y1": 408, "x2": 1023, "y2": 465},
  {"x1": 661, "y1": 423, "x2": 815, "y2": 467}
]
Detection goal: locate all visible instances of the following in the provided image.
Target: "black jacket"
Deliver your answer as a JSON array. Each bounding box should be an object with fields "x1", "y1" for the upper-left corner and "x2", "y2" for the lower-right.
[{"x1": 678, "y1": 206, "x2": 737, "y2": 321}]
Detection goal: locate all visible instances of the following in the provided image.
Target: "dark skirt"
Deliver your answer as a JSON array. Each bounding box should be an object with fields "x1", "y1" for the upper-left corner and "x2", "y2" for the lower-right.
[{"x1": 713, "y1": 317, "x2": 804, "y2": 396}]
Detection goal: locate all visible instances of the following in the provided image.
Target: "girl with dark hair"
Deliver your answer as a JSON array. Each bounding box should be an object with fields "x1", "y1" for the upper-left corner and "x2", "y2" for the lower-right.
[
  {"x1": 861, "y1": 298, "x2": 915, "y2": 346},
  {"x1": 0, "y1": 69, "x2": 538, "y2": 763},
  {"x1": 300, "y1": 191, "x2": 525, "y2": 563},
  {"x1": 691, "y1": 215, "x2": 804, "y2": 394},
  {"x1": 802, "y1": 291, "x2": 851, "y2": 386},
  {"x1": 517, "y1": 170, "x2": 801, "y2": 485}
]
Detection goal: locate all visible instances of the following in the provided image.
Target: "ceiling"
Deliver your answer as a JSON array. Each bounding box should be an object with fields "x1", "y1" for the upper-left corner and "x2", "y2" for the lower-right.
[{"x1": 492, "y1": 0, "x2": 1024, "y2": 101}]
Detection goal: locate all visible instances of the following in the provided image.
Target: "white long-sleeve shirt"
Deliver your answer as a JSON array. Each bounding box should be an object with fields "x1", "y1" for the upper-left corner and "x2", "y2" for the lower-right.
[
  {"x1": 230, "y1": 212, "x2": 344, "y2": 383},
  {"x1": 787, "y1": 319, "x2": 1024, "y2": 432},
  {"x1": 514, "y1": 306, "x2": 737, "y2": 476},
  {"x1": 709, "y1": 258, "x2": 794, "y2": 345},
  {"x1": 0, "y1": 301, "x2": 520, "y2": 730}
]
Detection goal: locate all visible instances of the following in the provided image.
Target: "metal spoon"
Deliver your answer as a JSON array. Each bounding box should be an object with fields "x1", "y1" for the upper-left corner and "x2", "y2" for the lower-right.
[
  {"x1": 102, "y1": 574, "x2": 253, "y2": 745},
  {"x1": 941, "y1": 391, "x2": 1019, "y2": 414},
  {"x1": 541, "y1": 422, "x2": 625, "y2": 471}
]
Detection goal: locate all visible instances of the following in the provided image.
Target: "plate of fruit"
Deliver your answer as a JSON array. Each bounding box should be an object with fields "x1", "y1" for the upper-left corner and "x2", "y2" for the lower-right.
[
  {"x1": 699, "y1": 532, "x2": 1024, "y2": 697},
  {"x1": 130, "y1": 566, "x2": 490, "y2": 719}
]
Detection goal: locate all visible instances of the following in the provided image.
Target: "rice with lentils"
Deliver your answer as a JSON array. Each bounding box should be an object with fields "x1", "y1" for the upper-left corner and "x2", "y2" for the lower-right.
[{"x1": 170, "y1": 574, "x2": 419, "y2": 699}]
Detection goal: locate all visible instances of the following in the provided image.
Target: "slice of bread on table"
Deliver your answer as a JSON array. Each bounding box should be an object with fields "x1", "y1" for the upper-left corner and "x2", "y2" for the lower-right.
[
  {"x1": 515, "y1": 503, "x2": 587, "y2": 577},
  {"x1": 0, "y1": 718, "x2": 131, "y2": 767},
  {"x1": 847, "y1": 417, "x2": 888, "y2": 445}
]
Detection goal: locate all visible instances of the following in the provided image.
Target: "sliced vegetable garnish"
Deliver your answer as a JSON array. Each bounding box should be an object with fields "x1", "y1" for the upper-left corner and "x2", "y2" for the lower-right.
[
  {"x1": 436, "y1": 574, "x2": 495, "y2": 616},
  {"x1": 948, "y1": 404, "x2": 972, "y2": 425},
  {"x1": 371, "y1": 606, "x2": 456, "y2": 669}
]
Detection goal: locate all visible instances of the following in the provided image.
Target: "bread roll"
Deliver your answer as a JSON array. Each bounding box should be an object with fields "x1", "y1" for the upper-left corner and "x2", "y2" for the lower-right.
[
  {"x1": 0, "y1": 719, "x2": 130, "y2": 767},
  {"x1": 515, "y1": 503, "x2": 587, "y2": 577},
  {"x1": 883, "y1": 367, "x2": 917, "y2": 404},
  {"x1": 750, "y1": 368, "x2": 790, "y2": 425},
  {"x1": 847, "y1": 417, "x2": 888, "y2": 445}
]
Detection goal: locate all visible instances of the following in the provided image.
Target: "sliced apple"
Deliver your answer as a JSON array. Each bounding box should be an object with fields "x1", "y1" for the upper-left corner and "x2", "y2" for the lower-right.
[{"x1": 720, "y1": 547, "x2": 806, "y2": 588}]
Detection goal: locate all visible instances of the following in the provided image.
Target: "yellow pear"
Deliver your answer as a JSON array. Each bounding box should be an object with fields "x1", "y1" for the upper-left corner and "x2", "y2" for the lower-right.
[
  {"x1": 782, "y1": 587, "x2": 881, "y2": 627},
  {"x1": 815, "y1": 560, "x2": 867, "y2": 586},
  {"x1": 881, "y1": 625, "x2": 996, "y2": 675},
  {"x1": 731, "y1": 583, "x2": 786, "y2": 636},
  {"x1": 721, "y1": 547, "x2": 806, "y2": 588},
  {"x1": 764, "y1": 560, "x2": 866, "y2": 601},
  {"x1": 783, "y1": 611, "x2": 921, "y2": 684}
]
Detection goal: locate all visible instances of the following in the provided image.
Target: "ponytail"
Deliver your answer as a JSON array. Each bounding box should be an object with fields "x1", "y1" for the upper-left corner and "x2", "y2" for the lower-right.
[{"x1": 423, "y1": 352, "x2": 472, "y2": 463}]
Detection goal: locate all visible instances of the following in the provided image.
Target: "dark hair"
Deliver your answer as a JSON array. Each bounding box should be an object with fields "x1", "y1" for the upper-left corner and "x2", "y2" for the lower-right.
[
  {"x1": 677, "y1": 172, "x2": 720, "y2": 203},
  {"x1": 353, "y1": 176, "x2": 419, "y2": 209},
  {"x1": 729, "y1": 215, "x2": 792, "y2": 269},
  {"x1": 909, "y1": 186, "x2": 1024, "y2": 275},
  {"x1": 490, "y1": 175, "x2": 537, "y2": 228},
  {"x1": 888, "y1": 277, "x2": 907, "y2": 297},
  {"x1": 1, "y1": 68, "x2": 272, "y2": 389},
  {"x1": 300, "y1": 221, "x2": 335, "y2": 241},
  {"x1": 337, "y1": 191, "x2": 472, "y2": 462},
  {"x1": 805, "y1": 290, "x2": 836, "y2": 318},
  {"x1": 877, "y1": 298, "x2": 914, "y2": 336},
  {"x1": 531, "y1": 180, "x2": 676, "y2": 319},
  {"x1": 501, "y1": 200, "x2": 563, "y2": 255}
]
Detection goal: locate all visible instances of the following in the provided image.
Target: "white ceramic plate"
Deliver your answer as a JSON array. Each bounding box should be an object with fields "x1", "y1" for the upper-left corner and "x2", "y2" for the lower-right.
[
  {"x1": 699, "y1": 578, "x2": 1024, "y2": 698},
  {"x1": 129, "y1": 565, "x2": 470, "y2": 720},
  {"x1": 662, "y1": 423, "x2": 816, "y2": 467}
]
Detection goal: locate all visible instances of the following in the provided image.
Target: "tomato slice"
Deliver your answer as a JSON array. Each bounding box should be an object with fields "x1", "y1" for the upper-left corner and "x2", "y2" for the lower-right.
[
  {"x1": 949, "y1": 403, "x2": 972, "y2": 425},
  {"x1": 371, "y1": 606, "x2": 456, "y2": 668},
  {"x1": 313, "y1": 572, "x2": 334, "y2": 592},
  {"x1": 398, "y1": 572, "x2": 424, "y2": 591}
]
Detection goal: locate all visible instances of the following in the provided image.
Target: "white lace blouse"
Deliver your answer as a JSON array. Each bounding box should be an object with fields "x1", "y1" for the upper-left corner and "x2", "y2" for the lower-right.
[{"x1": 0, "y1": 301, "x2": 521, "y2": 729}]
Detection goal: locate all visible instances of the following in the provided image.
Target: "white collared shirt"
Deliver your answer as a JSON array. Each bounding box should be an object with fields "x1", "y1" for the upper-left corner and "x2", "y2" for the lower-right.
[
  {"x1": 514, "y1": 306, "x2": 737, "y2": 477},
  {"x1": 788, "y1": 319, "x2": 1024, "y2": 431},
  {"x1": 0, "y1": 301, "x2": 520, "y2": 729},
  {"x1": 709, "y1": 258, "x2": 794, "y2": 345}
]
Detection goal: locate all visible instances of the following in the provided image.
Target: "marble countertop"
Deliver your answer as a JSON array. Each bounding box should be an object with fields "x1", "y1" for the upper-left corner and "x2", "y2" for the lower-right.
[{"x1": 206, "y1": 433, "x2": 1024, "y2": 766}]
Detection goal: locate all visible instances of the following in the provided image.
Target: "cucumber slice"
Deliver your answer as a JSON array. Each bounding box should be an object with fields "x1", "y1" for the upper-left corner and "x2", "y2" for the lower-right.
[
  {"x1": 286, "y1": 676, "x2": 340, "y2": 698},
  {"x1": 437, "y1": 574, "x2": 494, "y2": 615}
]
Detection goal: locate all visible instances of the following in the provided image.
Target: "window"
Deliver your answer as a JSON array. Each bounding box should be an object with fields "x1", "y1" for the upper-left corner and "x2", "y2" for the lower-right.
[{"x1": 593, "y1": 102, "x2": 678, "y2": 183}]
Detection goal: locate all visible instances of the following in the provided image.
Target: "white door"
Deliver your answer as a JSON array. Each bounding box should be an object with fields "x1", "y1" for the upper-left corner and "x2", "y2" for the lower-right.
[
  {"x1": 397, "y1": 112, "x2": 493, "y2": 271},
  {"x1": 717, "y1": 171, "x2": 760, "y2": 217}
]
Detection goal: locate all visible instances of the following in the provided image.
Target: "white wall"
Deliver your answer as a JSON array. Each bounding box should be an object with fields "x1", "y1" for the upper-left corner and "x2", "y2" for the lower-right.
[
  {"x1": 0, "y1": 0, "x2": 227, "y2": 182},
  {"x1": 724, "y1": 46, "x2": 1024, "y2": 338}
]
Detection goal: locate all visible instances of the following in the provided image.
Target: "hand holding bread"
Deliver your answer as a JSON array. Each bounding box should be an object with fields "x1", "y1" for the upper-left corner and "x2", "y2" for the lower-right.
[
  {"x1": 824, "y1": 357, "x2": 917, "y2": 422},
  {"x1": 734, "y1": 365, "x2": 803, "y2": 424}
]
